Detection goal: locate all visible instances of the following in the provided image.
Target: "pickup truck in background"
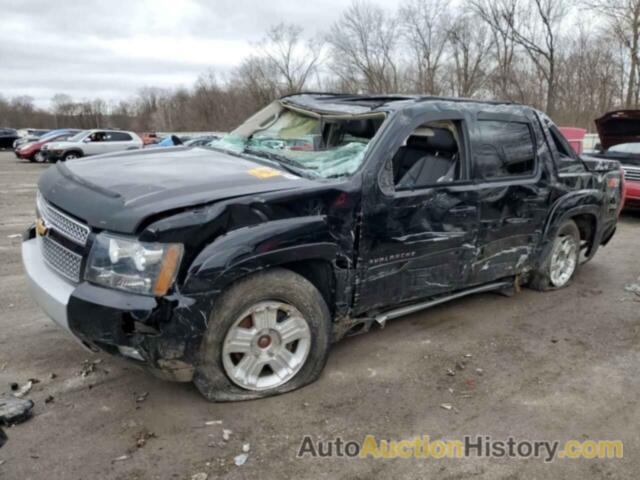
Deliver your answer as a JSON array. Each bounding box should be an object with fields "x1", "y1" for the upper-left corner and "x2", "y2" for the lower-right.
[
  {"x1": 22, "y1": 94, "x2": 623, "y2": 401},
  {"x1": 591, "y1": 110, "x2": 640, "y2": 210}
]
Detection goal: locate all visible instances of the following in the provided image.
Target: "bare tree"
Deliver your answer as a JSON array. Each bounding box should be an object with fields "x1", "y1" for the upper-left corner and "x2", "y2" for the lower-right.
[
  {"x1": 400, "y1": 0, "x2": 452, "y2": 95},
  {"x1": 588, "y1": 0, "x2": 640, "y2": 107},
  {"x1": 471, "y1": 0, "x2": 569, "y2": 115},
  {"x1": 448, "y1": 14, "x2": 493, "y2": 97},
  {"x1": 256, "y1": 23, "x2": 322, "y2": 94},
  {"x1": 327, "y1": 0, "x2": 400, "y2": 93}
]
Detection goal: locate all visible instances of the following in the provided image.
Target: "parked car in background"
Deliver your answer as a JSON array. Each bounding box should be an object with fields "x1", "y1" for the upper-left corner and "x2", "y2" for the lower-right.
[
  {"x1": 44, "y1": 129, "x2": 143, "y2": 162},
  {"x1": 141, "y1": 132, "x2": 159, "y2": 145},
  {"x1": 14, "y1": 129, "x2": 82, "y2": 162},
  {"x1": 559, "y1": 127, "x2": 586, "y2": 155},
  {"x1": 23, "y1": 94, "x2": 623, "y2": 401},
  {"x1": 13, "y1": 129, "x2": 50, "y2": 149},
  {"x1": 591, "y1": 110, "x2": 640, "y2": 210},
  {"x1": 0, "y1": 128, "x2": 19, "y2": 149}
]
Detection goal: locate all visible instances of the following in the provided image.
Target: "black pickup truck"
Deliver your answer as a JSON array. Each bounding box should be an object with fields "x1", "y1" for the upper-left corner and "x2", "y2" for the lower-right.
[{"x1": 22, "y1": 94, "x2": 623, "y2": 401}]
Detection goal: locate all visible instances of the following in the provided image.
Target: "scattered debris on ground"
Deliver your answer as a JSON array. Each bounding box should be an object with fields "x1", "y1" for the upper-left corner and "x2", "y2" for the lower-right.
[
  {"x1": 135, "y1": 392, "x2": 149, "y2": 403},
  {"x1": 12, "y1": 380, "x2": 33, "y2": 398},
  {"x1": 475, "y1": 368, "x2": 484, "y2": 376},
  {"x1": 446, "y1": 368, "x2": 456, "y2": 377},
  {"x1": 79, "y1": 359, "x2": 103, "y2": 377},
  {"x1": 191, "y1": 473, "x2": 208, "y2": 480},
  {"x1": 234, "y1": 453, "x2": 249, "y2": 466},
  {"x1": 112, "y1": 455, "x2": 129, "y2": 463},
  {"x1": 440, "y1": 403, "x2": 453, "y2": 411},
  {"x1": 0, "y1": 396, "x2": 34, "y2": 425},
  {"x1": 44, "y1": 395, "x2": 54, "y2": 404},
  {"x1": 205, "y1": 420, "x2": 222, "y2": 426},
  {"x1": 242, "y1": 443, "x2": 250, "y2": 453},
  {"x1": 624, "y1": 280, "x2": 640, "y2": 296},
  {"x1": 222, "y1": 429, "x2": 232, "y2": 442},
  {"x1": 135, "y1": 429, "x2": 156, "y2": 448}
]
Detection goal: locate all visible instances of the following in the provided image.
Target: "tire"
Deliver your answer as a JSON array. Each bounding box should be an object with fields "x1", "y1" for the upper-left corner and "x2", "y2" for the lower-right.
[
  {"x1": 34, "y1": 151, "x2": 46, "y2": 163},
  {"x1": 194, "y1": 268, "x2": 332, "y2": 402},
  {"x1": 529, "y1": 219, "x2": 581, "y2": 291},
  {"x1": 63, "y1": 152, "x2": 80, "y2": 161}
]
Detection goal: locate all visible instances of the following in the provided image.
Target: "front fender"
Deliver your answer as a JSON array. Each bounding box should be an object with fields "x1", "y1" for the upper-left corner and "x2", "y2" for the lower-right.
[{"x1": 182, "y1": 216, "x2": 339, "y2": 294}]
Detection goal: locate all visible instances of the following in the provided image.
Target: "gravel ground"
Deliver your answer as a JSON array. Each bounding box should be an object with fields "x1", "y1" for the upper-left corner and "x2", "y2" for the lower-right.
[{"x1": 0, "y1": 151, "x2": 639, "y2": 479}]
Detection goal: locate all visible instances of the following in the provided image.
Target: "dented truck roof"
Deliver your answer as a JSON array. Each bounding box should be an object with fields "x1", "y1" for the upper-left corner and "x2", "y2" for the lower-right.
[{"x1": 281, "y1": 92, "x2": 520, "y2": 115}]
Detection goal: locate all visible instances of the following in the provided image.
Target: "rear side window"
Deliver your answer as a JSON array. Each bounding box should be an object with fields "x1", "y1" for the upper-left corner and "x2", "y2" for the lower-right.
[
  {"x1": 107, "y1": 132, "x2": 132, "y2": 141},
  {"x1": 472, "y1": 120, "x2": 536, "y2": 180}
]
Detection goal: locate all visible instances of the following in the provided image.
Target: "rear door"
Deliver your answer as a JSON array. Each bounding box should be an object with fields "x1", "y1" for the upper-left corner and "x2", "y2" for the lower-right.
[
  {"x1": 469, "y1": 111, "x2": 551, "y2": 284},
  {"x1": 104, "y1": 132, "x2": 135, "y2": 153}
]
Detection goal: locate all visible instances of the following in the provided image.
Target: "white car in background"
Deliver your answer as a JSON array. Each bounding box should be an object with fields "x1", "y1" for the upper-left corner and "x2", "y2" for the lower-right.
[{"x1": 45, "y1": 129, "x2": 143, "y2": 162}]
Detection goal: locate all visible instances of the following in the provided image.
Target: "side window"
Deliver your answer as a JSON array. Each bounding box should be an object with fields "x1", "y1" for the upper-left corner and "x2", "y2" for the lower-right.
[
  {"x1": 108, "y1": 132, "x2": 133, "y2": 141},
  {"x1": 548, "y1": 126, "x2": 586, "y2": 173},
  {"x1": 472, "y1": 120, "x2": 536, "y2": 180},
  {"x1": 88, "y1": 132, "x2": 106, "y2": 142},
  {"x1": 391, "y1": 120, "x2": 464, "y2": 191}
]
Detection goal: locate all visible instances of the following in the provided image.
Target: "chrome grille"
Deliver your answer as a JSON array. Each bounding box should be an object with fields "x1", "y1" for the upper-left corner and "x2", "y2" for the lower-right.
[
  {"x1": 40, "y1": 235, "x2": 82, "y2": 282},
  {"x1": 37, "y1": 193, "x2": 90, "y2": 245},
  {"x1": 623, "y1": 166, "x2": 640, "y2": 182}
]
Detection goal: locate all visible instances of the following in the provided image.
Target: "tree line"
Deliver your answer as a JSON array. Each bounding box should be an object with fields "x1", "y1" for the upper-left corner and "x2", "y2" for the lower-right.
[{"x1": 2, "y1": 0, "x2": 640, "y2": 133}]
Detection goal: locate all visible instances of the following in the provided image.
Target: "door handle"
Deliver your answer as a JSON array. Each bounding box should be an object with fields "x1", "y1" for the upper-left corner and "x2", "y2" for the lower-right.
[{"x1": 450, "y1": 205, "x2": 476, "y2": 214}]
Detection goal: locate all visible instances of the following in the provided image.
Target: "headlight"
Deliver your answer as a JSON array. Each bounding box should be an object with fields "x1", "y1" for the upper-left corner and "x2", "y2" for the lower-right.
[{"x1": 85, "y1": 233, "x2": 184, "y2": 296}]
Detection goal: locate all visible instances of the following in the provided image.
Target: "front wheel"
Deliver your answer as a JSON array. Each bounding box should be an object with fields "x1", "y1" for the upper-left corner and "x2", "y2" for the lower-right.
[
  {"x1": 34, "y1": 151, "x2": 46, "y2": 163},
  {"x1": 63, "y1": 152, "x2": 80, "y2": 161},
  {"x1": 529, "y1": 219, "x2": 581, "y2": 290},
  {"x1": 194, "y1": 268, "x2": 332, "y2": 401}
]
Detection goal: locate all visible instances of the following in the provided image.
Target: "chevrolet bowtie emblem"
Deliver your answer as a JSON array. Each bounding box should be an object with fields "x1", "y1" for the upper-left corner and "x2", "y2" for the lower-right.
[{"x1": 35, "y1": 217, "x2": 49, "y2": 237}]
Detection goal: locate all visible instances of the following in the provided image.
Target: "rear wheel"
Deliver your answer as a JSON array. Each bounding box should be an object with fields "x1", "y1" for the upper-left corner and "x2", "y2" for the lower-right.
[
  {"x1": 530, "y1": 219, "x2": 580, "y2": 290},
  {"x1": 194, "y1": 268, "x2": 331, "y2": 401},
  {"x1": 63, "y1": 152, "x2": 80, "y2": 161}
]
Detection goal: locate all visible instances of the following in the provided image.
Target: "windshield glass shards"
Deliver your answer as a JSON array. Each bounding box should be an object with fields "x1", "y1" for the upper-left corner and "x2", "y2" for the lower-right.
[{"x1": 208, "y1": 102, "x2": 385, "y2": 179}]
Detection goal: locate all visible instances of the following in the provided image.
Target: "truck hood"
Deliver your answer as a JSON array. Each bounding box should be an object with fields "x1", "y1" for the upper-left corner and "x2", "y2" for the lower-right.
[
  {"x1": 38, "y1": 146, "x2": 314, "y2": 233},
  {"x1": 595, "y1": 110, "x2": 640, "y2": 150}
]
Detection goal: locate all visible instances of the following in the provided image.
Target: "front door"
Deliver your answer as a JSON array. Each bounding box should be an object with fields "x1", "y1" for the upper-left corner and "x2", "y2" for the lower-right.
[{"x1": 354, "y1": 112, "x2": 481, "y2": 314}]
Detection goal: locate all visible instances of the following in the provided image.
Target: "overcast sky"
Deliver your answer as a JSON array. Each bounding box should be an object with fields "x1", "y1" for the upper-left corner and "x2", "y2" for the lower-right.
[{"x1": 0, "y1": 0, "x2": 402, "y2": 108}]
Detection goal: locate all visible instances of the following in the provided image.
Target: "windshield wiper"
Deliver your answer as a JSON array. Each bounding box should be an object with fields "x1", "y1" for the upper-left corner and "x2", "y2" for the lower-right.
[{"x1": 243, "y1": 147, "x2": 313, "y2": 177}]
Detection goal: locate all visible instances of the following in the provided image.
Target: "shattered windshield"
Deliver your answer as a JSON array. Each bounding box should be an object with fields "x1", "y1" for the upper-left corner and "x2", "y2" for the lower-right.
[{"x1": 208, "y1": 102, "x2": 385, "y2": 178}]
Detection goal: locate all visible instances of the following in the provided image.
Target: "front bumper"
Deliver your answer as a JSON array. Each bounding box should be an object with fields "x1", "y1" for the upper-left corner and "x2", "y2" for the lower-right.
[
  {"x1": 21, "y1": 234, "x2": 204, "y2": 381},
  {"x1": 22, "y1": 237, "x2": 76, "y2": 333}
]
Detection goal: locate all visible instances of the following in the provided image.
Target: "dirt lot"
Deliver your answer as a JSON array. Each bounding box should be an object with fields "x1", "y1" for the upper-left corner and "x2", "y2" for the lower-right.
[{"x1": 0, "y1": 151, "x2": 639, "y2": 479}]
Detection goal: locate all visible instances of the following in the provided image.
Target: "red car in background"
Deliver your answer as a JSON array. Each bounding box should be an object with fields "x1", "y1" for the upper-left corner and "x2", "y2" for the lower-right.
[
  {"x1": 591, "y1": 110, "x2": 640, "y2": 211},
  {"x1": 559, "y1": 127, "x2": 586, "y2": 154},
  {"x1": 14, "y1": 130, "x2": 80, "y2": 163}
]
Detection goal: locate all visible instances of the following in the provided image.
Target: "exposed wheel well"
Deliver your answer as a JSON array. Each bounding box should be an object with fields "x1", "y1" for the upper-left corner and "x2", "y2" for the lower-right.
[
  {"x1": 277, "y1": 259, "x2": 335, "y2": 315},
  {"x1": 571, "y1": 213, "x2": 597, "y2": 249}
]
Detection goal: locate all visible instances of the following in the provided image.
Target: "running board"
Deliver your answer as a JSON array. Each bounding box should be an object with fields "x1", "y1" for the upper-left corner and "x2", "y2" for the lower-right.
[{"x1": 374, "y1": 281, "x2": 514, "y2": 326}]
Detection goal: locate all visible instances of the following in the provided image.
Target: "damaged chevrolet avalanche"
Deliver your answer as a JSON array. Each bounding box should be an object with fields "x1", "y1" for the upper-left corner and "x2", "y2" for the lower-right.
[{"x1": 22, "y1": 94, "x2": 623, "y2": 401}]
